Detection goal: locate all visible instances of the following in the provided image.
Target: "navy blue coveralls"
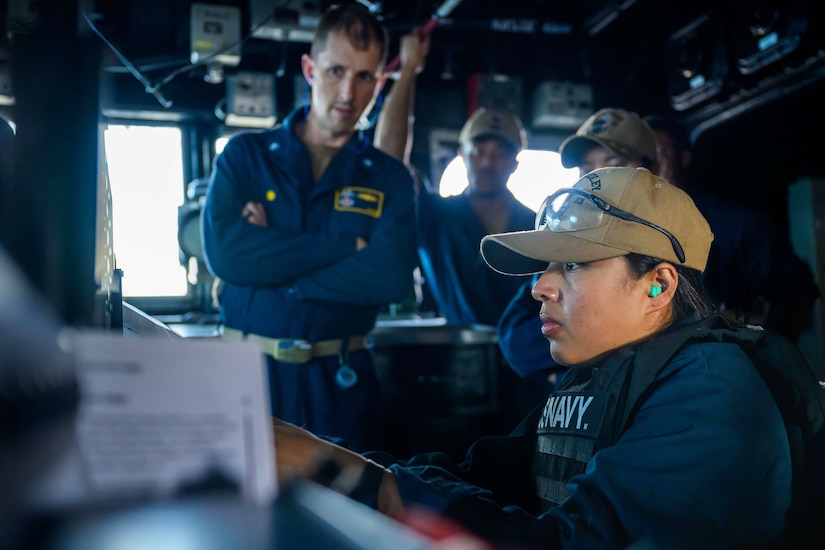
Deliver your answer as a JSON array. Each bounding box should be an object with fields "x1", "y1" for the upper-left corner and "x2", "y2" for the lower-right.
[
  {"x1": 202, "y1": 108, "x2": 418, "y2": 450},
  {"x1": 689, "y1": 186, "x2": 819, "y2": 316},
  {"x1": 417, "y1": 189, "x2": 535, "y2": 326}
]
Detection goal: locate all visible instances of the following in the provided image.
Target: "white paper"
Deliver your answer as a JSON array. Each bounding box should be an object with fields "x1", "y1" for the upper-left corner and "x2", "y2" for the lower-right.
[{"x1": 35, "y1": 331, "x2": 276, "y2": 507}]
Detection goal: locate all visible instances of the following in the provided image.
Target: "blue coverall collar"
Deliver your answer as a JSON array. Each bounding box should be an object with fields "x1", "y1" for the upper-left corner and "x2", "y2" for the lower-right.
[{"x1": 282, "y1": 107, "x2": 371, "y2": 155}]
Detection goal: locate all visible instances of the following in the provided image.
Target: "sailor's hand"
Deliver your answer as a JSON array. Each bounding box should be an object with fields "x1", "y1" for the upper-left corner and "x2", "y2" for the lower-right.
[
  {"x1": 399, "y1": 27, "x2": 431, "y2": 75},
  {"x1": 271, "y1": 418, "x2": 403, "y2": 517},
  {"x1": 242, "y1": 201, "x2": 268, "y2": 226},
  {"x1": 272, "y1": 418, "x2": 332, "y2": 486}
]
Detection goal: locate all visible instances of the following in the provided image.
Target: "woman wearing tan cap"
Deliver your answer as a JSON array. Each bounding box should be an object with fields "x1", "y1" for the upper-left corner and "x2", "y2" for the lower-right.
[{"x1": 272, "y1": 167, "x2": 820, "y2": 549}]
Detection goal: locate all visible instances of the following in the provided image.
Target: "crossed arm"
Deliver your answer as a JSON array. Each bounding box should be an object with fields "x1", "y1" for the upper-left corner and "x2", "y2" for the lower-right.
[{"x1": 202, "y1": 138, "x2": 418, "y2": 304}]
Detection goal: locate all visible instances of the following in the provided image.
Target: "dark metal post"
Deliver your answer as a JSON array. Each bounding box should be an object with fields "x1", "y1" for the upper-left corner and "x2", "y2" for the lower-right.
[{"x1": 6, "y1": 0, "x2": 102, "y2": 326}]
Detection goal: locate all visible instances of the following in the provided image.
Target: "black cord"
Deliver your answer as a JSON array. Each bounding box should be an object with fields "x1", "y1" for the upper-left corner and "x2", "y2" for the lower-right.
[
  {"x1": 83, "y1": 0, "x2": 296, "y2": 109},
  {"x1": 150, "y1": 2, "x2": 288, "y2": 92},
  {"x1": 2, "y1": 15, "x2": 34, "y2": 35},
  {"x1": 81, "y1": 11, "x2": 173, "y2": 108}
]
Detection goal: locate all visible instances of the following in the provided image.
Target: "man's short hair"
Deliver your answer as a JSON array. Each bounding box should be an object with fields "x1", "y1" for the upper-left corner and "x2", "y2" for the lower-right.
[{"x1": 311, "y1": 3, "x2": 389, "y2": 64}]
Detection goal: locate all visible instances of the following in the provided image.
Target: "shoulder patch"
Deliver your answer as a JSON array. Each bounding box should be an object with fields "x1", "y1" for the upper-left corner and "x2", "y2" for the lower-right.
[{"x1": 335, "y1": 187, "x2": 384, "y2": 218}]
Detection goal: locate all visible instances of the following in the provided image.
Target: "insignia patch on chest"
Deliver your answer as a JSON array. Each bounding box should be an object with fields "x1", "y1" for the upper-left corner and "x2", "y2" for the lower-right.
[{"x1": 334, "y1": 187, "x2": 384, "y2": 218}]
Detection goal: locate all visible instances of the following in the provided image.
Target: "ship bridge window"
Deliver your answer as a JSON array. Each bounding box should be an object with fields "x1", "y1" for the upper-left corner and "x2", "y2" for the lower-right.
[
  {"x1": 215, "y1": 136, "x2": 229, "y2": 155},
  {"x1": 104, "y1": 124, "x2": 187, "y2": 298},
  {"x1": 438, "y1": 149, "x2": 579, "y2": 211}
]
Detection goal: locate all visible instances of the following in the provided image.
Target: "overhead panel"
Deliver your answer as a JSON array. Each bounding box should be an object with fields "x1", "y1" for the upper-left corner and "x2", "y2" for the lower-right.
[
  {"x1": 249, "y1": 0, "x2": 323, "y2": 42},
  {"x1": 531, "y1": 81, "x2": 594, "y2": 130},
  {"x1": 475, "y1": 74, "x2": 523, "y2": 117},
  {"x1": 225, "y1": 72, "x2": 277, "y2": 128},
  {"x1": 190, "y1": 3, "x2": 242, "y2": 66},
  {"x1": 732, "y1": 0, "x2": 808, "y2": 75},
  {"x1": 667, "y1": 13, "x2": 728, "y2": 112}
]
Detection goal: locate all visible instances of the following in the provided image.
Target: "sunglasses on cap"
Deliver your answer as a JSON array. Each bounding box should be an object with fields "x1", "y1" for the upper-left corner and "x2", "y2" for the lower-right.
[{"x1": 535, "y1": 188, "x2": 686, "y2": 264}]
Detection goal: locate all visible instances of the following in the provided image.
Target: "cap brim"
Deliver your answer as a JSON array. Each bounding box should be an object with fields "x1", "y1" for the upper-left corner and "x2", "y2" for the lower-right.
[
  {"x1": 559, "y1": 135, "x2": 604, "y2": 168},
  {"x1": 480, "y1": 229, "x2": 630, "y2": 275},
  {"x1": 560, "y1": 134, "x2": 646, "y2": 169},
  {"x1": 467, "y1": 132, "x2": 520, "y2": 152}
]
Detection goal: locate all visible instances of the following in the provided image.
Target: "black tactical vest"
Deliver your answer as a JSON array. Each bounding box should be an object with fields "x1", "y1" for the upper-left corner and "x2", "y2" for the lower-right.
[
  {"x1": 532, "y1": 347, "x2": 639, "y2": 510},
  {"x1": 532, "y1": 312, "x2": 825, "y2": 534}
]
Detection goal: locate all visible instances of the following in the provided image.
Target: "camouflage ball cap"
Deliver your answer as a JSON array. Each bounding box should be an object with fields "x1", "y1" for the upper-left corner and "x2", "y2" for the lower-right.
[
  {"x1": 559, "y1": 108, "x2": 658, "y2": 169},
  {"x1": 458, "y1": 108, "x2": 527, "y2": 152},
  {"x1": 480, "y1": 167, "x2": 713, "y2": 275}
]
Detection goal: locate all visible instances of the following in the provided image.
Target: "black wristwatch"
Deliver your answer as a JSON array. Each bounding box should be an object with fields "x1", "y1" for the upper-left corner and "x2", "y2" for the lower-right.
[{"x1": 348, "y1": 459, "x2": 386, "y2": 509}]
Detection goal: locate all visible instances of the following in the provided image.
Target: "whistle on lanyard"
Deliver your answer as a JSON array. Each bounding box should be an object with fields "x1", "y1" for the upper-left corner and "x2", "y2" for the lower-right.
[{"x1": 335, "y1": 336, "x2": 358, "y2": 389}]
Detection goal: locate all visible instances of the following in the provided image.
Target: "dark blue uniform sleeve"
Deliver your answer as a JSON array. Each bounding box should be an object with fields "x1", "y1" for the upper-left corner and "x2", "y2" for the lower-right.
[
  {"x1": 549, "y1": 344, "x2": 791, "y2": 547},
  {"x1": 383, "y1": 345, "x2": 791, "y2": 548},
  {"x1": 202, "y1": 138, "x2": 355, "y2": 287},
  {"x1": 693, "y1": 189, "x2": 819, "y2": 306},
  {"x1": 730, "y1": 204, "x2": 818, "y2": 303},
  {"x1": 293, "y1": 162, "x2": 418, "y2": 305},
  {"x1": 365, "y1": 408, "x2": 563, "y2": 548},
  {"x1": 414, "y1": 189, "x2": 442, "y2": 245},
  {"x1": 379, "y1": 407, "x2": 568, "y2": 548}
]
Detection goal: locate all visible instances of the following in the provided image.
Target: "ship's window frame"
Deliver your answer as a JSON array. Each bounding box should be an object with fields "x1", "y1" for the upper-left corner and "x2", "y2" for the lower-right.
[
  {"x1": 104, "y1": 120, "x2": 197, "y2": 313},
  {"x1": 438, "y1": 148, "x2": 579, "y2": 212}
]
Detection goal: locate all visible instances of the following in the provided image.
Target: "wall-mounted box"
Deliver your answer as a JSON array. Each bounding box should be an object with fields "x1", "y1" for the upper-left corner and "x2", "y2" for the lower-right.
[
  {"x1": 531, "y1": 81, "x2": 594, "y2": 129},
  {"x1": 190, "y1": 3, "x2": 242, "y2": 66}
]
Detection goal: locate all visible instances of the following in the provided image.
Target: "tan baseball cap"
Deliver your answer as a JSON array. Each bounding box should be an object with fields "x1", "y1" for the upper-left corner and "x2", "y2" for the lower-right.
[
  {"x1": 559, "y1": 108, "x2": 658, "y2": 169},
  {"x1": 458, "y1": 108, "x2": 527, "y2": 151},
  {"x1": 480, "y1": 167, "x2": 713, "y2": 275}
]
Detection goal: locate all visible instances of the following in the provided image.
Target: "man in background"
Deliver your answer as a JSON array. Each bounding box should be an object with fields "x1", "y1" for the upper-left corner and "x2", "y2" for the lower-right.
[
  {"x1": 202, "y1": 4, "x2": 417, "y2": 451},
  {"x1": 415, "y1": 107, "x2": 535, "y2": 326},
  {"x1": 375, "y1": 29, "x2": 534, "y2": 326}
]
